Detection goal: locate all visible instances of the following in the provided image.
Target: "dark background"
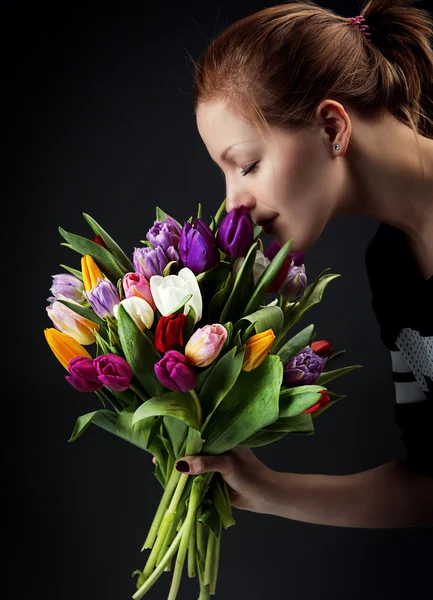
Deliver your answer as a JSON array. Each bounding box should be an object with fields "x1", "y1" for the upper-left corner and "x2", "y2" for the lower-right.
[{"x1": 9, "y1": 1, "x2": 433, "y2": 598}]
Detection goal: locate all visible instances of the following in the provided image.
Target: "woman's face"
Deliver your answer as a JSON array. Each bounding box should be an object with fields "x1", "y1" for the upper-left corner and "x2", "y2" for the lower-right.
[{"x1": 196, "y1": 100, "x2": 348, "y2": 253}]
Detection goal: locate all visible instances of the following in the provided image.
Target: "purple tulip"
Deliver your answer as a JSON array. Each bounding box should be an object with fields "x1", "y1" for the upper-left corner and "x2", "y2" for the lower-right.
[
  {"x1": 217, "y1": 206, "x2": 254, "y2": 257},
  {"x1": 179, "y1": 219, "x2": 220, "y2": 274},
  {"x1": 133, "y1": 246, "x2": 170, "y2": 279},
  {"x1": 280, "y1": 264, "x2": 307, "y2": 302},
  {"x1": 154, "y1": 350, "x2": 196, "y2": 392},
  {"x1": 93, "y1": 353, "x2": 133, "y2": 392},
  {"x1": 86, "y1": 278, "x2": 120, "y2": 319},
  {"x1": 48, "y1": 273, "x2": 85, "y2": 304},
  {"x1": 146, "y1": 216, "x2": 182, "y2": 252},
  {"x1": 65, "y1": 356, "x2": 103, "y2": 392},
  {"x1": 283, "y1": 346, "x2": 327, "y2": 386},
  {"x1": 264, "y1": 240, "x2": 305, "y2": 266}
]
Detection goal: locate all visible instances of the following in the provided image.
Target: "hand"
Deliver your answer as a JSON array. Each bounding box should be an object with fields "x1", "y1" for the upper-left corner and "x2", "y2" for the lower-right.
[{"x1": 151, "y1": 447, "x2": 275, "y2": 514}]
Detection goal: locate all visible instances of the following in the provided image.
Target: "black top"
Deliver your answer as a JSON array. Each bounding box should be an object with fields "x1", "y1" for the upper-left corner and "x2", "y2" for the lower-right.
[{"x1": 365, "y1": 223, "x2": 433, "y2": 477}]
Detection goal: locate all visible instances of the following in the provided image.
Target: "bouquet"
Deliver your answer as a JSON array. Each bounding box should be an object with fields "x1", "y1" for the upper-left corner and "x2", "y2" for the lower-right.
[{"x1": 44, "y1": 200, "x2": 362, "y2": 599}]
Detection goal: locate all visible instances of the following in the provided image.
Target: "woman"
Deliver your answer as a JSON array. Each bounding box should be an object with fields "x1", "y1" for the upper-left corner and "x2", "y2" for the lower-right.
[{"x1": 154, "y1": 0, "x2": 433, "y2": 528}]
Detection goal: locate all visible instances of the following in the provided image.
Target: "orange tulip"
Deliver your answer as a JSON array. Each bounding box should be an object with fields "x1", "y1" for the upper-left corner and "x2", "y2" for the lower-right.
[
  {"x1": 81, "y1": 255, "x2": 104, "y2": 292},
  {"x1": 44, "y1": 328, "x2": 92, "y2": 370},
  {"x1": 242, "y1": 328, "x2": 276, "y2": 372}
]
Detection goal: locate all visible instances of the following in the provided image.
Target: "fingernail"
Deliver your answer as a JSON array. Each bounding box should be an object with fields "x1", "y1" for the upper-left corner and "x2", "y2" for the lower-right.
[{"x1": 176, "y1": 460, "x2": 190, "y2": 473}]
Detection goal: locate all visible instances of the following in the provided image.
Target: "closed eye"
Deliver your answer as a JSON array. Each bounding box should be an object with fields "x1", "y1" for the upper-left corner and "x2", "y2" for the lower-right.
[{"x1": 240, "y1": 161, "x2": 260, "y2": 177}]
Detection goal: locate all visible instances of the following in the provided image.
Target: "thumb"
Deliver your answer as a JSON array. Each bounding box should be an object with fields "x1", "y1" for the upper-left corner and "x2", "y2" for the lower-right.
[{"x1": 176, "y1": 454, "x2": 233, "y2": 477}]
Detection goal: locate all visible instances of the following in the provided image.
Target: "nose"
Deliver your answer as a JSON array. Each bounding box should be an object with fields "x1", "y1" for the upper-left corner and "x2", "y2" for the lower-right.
[{"x1": 225, "y1": 191, "x2": 256, "y2": 214}]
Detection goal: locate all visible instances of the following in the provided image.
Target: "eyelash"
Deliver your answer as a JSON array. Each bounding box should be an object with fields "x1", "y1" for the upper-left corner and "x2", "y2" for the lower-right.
[{"x1": 240, "y1": 161, "x2": 260, "y2": 177}]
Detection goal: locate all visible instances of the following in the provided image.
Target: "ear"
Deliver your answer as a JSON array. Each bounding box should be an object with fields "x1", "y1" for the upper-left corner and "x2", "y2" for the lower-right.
[{"x1": 315, "y1": 99, "x2": 352, "y2": 153}]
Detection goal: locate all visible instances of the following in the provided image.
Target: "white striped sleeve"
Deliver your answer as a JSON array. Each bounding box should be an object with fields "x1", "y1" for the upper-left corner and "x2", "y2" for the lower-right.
[{"x1": 390, "y1": 349, "x2": 428, "y2": 404}]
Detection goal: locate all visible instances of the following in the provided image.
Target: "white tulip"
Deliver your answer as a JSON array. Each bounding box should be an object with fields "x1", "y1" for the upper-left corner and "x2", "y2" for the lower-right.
[
  {"x1": 233, "y1": 250, "x2": 270, "y2": 286},
  {"x1": 150, "y1": 267, "x2": 202, "y2": 324},
  {"x1": 113, "y1": 296, "x2": 154, "y2": 331}
]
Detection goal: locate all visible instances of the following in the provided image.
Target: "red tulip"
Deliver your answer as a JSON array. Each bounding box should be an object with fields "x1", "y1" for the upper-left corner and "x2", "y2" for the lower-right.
[
  {"x1": 311, "y1": 340, "x2": 333, "y2": 358},
  {"x1": 154, "y1": 313, "x2": 186, "y2": 353},
  {"x1": 303, "y1": 390, "x2": 330, "y2": 414}
]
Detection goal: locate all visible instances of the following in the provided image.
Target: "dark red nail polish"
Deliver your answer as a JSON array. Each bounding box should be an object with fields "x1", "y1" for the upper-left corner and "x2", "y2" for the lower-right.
[{"x1": 176, "y1": 460, "x2": 190, "y2": 473}]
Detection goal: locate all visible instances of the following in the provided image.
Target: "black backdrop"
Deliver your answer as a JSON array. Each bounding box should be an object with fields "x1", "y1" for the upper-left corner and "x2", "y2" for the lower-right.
[{"x1": 9, "y1": 1, "x2": 433, "y2": 599}]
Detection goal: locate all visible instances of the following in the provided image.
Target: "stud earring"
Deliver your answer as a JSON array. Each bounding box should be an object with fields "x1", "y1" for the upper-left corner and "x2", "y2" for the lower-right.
[{"x1": 333, "y1": 144, "x2": 341, "y2": 151}]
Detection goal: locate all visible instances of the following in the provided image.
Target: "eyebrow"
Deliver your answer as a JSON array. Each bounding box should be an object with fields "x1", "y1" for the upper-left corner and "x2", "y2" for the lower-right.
[{"x1": 220, "y1": 140, "x2": 257, "y2": 162}]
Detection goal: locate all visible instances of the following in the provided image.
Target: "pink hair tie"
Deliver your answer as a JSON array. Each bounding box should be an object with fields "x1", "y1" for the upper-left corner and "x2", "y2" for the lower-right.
[{"x1": 348, "y1": 15, "x2": 372, "y2": 41}]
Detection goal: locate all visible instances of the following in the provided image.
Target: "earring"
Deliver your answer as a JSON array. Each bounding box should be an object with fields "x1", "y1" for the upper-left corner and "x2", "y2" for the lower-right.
[{"x1": 333, "y1": 144, "x2": 341, "y2": 151}]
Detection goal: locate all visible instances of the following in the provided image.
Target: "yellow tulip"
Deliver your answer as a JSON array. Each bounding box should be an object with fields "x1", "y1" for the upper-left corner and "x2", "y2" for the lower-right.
[
  {"x1": 81, "y1": 255, "x2": 104, "y2": 292},
  {"x1": 241, "y1": 328, "x2": 276, "y2": 372},
  {"x1": 44, "y1": 328, "x2": 92, "y2": 370}
]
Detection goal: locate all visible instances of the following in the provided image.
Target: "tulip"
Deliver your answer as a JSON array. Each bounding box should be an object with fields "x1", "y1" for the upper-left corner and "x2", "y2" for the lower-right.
[
  {"x1": 303, "y1": 390, "x2": 331, "y2": 414},
  {"x1": 280, "y1": 264, "x2": 307, "y2": 302},
  {"x1": 93, "y1": 353, "x2": 133, "y2": 392},
  {"x1": 146, "y1": 215, "x2": 181, "y2": 252},
  {"x1": 179, "y1": 219, "x2": 220, "y2": 274},
  {"x1": 242, "y1": 328, "x2": 276, "y2": 372},
  {"x1": 48, "y1": 273, "x2": 85, "y2": 304},
  {"x1": 282, "y1": 346, "x2": 327, "y2": 386},
  {"x1": 154, "y1": 350, "x2": 196, "y2": 392},
  {"x1": 185, "y1": 324, "x2": 227, "y2": 367},
  {"x1": 65, "y1": 356, "x2": 103, "y2": 392},
  {"x1": 154, "y1": 313, "x2": 186, "y2": 353},
  {"x1": 86, "y1": 278, "x2": 120, "y2": 319},
  {"x1": 122, "y1": 272, "x2": 156, "y2": 310},
  {"x1": 311, "y1": 340, "x2": 334, "y2": 358},
  {"x1": 44, "y1": 328, "x2": 92, "y2": 370},
  {"x1": 166, "y1": 246, "x2": 180, "y2": 264},
  {"x1": 233, "y1": 249, "x2": 270, "y2": 286},
  {"x1": 217, "y1": 205, "x2": 254, "y2": 257},
  {"x1": 133, "y1": 246, "x2": 170, "y2": 279},
  {"x1": 113, "y1": 296, "x2": 154, "y2": 331},
  {"x1": 46, "y1": 300, "x2": 99, "y2": 345},
  {"x1": 91, "y1": 234, "x2": 108, "y2": 249},
  {"x1": 264, "y1": 241, "x2": 306, "y2": 294},
  {"x1": 150, "y1": 267, "x2": 202, "y2": 324},
  {"x1": 81, "y1": 255, "x2": 104, "y2": 292}
]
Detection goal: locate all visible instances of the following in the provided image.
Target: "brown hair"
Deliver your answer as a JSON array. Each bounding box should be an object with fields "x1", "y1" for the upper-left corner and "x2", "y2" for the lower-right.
[{"x1": 191, "y1": 0, "x2": 433, "y2": 145}]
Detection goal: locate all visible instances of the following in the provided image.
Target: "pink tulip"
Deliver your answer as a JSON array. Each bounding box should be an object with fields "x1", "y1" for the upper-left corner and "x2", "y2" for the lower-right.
[
  {"x1": 185, "y1": 324, "x2": 227, "y2": 368},
  {"x1": 122, "y1": 272, "x2": 156, "y2": 310}
]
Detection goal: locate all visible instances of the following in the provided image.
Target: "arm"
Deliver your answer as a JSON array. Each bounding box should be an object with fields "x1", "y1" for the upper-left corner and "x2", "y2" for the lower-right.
[{"x1": 261, "y1": 460, "x2": 433, "y2": 528}]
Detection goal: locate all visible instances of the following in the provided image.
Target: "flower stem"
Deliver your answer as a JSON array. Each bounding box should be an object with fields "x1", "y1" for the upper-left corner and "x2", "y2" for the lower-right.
[
  {"x1": 141, "y1": 472, "x2": 190, "y2": 581},
  {"x1": 189, "y1": 388, "x2": 202, "y2": 427},
  {"x1": 132, "y1": 520, "x2": 187, "y2": 600},
  {"x1": 204, "y1": 529, "x2": 217, "y2": 587},
  {"x1": 167, "y1": 474, "x2": 207, "y2": 600},
  {"x1": 142, "y1": 466, "x2": 182, "y2": 551},
  {"x1": 129, "y1": 383, "x2": 148, "y2": 403},
  {"x1": 187, "y1": 514, "x2": 196, "y2": 577},
  {"x1": 209, "y1": 521, "x2": 222, "y2": 594}
]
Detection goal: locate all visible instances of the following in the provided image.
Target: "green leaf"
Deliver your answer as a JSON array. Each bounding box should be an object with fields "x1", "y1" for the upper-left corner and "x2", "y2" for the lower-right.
[
  {"x1": 212, "y1": 475, "x2": 236, "y2": 529},
  {"x1": 155, "y1": 207, "x2": 182, "y2": 230},
  {"x1": 317, "y1": 364, "x2": 363, "y2": 385},
  {"x1": 57, "y1": 299, "x2": 105, "y2": 327},
  {"x1": 233, "y1": 305, "x2": 284, "y2": 341},
  {"x1": 116, "y1": 407, "x2": 159, "y2": 450},
  {"x1": 82, "y1": 213, "x2": 133, "y2": 273},
  {"x1": 207, "y1": 271, "x2": 232, "y2": 324},
  {"x1": 242, "y1": 238, "x2": 294, "y2": 317},
  {"x1": 272, "y1": 269, "x2": 341, "y2": 353},
  {"x1": 58, "y1": 226, "x2": 126, "y2": 284},
  {"x1": 240, "y1": 413, "x2": 314, "y2": 447},
  {"x1": 163, "y1": 415, "x2": 188, "y2": 457},
  {"x1": 60, "y1": 264, "x2": 84, "y2": 281},
  {"x1": 199, "y1": 346, "x2": 246, "y2": 430},
  {"x1": 69, "y1": 411, "x2": 100, "y2": 442},
  {"x1": 183, "y1": 304, "x2": 196, "y2": 340},
  {"x1": 117, "y1": 304, "x2": 165, "y2": 398},
  {"x1": 202, "y1": 355, "x2": 282, "y2": 454},
  {"x1": 326, "y1": 349, "x2": 347, "y2": 364},
  {"x1": 132, "y1": 391, "x2": 201, "y2": 431},
  {"x1": 210, "y1": 198, "x2": 227, "y2": 233},
  {"x1": 94, "y1": 330, "x2": 117, "y2": 356},
  {"x1": 219, "y1": 242, "x2": 257, "y2": 324},
  {"x1": 275, "y1": 324, "x2": 315, "y2": 362},
  {"x1": 198, "y1": 503, "x2": 221, "y2": 539},
  {"x1": 279, "y1": 385, "x2": 327, "y2": 417}
]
